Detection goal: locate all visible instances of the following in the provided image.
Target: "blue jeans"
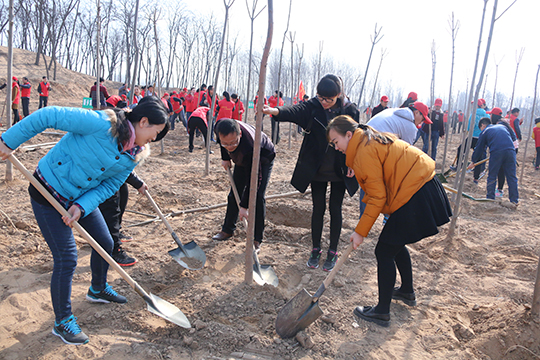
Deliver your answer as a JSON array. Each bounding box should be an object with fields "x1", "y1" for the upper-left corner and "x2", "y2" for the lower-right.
[
  {"x1": 31, "y1": 199, "x2": 114, "y2": 322},
  {"x1": 486, "y1": 150, "x2": 519, "y2": 203},
  {"x1": 422, "y1": 130, "x2": 440, "y2": 160}
]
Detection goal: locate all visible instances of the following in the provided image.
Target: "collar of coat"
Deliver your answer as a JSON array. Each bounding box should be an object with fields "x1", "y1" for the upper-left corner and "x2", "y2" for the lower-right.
[{"x1": 105, "y1": 109, "x2": 151, "y2": 164}]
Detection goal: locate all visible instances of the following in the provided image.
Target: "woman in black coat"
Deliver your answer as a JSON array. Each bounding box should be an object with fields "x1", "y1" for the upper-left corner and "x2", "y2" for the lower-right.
[{"x1": 262, "y1": 74, "x2": 359, "y2": 272}]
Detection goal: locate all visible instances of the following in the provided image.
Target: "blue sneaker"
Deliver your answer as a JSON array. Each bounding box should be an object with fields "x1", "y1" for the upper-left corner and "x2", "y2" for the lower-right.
[
  {"x1": 495, "y1": 189, "x2": 504, "y2": 198},
  {"x1": 322, "y1": 250, "x2": 338, "y2": 272},
  {"x1": 86, "y1": 283, "x2": 127, "y2": 304},
  {"x1": 52, "y1": 315, "x2": 89, "y2": 345}
]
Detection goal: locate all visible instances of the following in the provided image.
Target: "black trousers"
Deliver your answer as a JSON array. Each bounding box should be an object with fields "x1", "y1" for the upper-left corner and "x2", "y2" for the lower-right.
[
  {"x1": 374, "y1": 242, "x2": 413, "y2": 314},
  {"x1": 222, "y1": 161, "x2": 273, "y2": 242},
  {"x1": 310, "y1": 180, "x2": 346, "y2": 252},
  {"x1": 22, "y1": 97, "x2": 30, "y2": 117},
  {"x1": 188, "y1": 117, "x2": 208, "y2": 151},
  {"x1": 98, "y1": 182, "x2": 129, "y2": 251},
  {"x1": 12, "y1": 108, "x2": 19, "y2": 124},
  {"x1": 39, "y1": 96, "x2": 48, "y2": 108}
]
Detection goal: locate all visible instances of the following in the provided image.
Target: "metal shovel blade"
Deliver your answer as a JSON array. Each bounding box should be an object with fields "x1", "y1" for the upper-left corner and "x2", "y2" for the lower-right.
[
  {"x1": 168, "y1": 240, "x2": 207, "y2": 271},
  {"x1": 146, "y1": 293, "x2": 191, "y2": 328},
  {"x1": 252, "y1": 250, "x2": 278, "y2": 287},
  {"x1": 253, "y1": 263, "x2": 279, "y2": 287},
  {"x1": 275, "y1": 288, "x2": 324, "y2": 338}
]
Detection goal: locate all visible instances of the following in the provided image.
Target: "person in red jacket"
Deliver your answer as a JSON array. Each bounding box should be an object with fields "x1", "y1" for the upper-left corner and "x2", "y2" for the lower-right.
[
  {"x1": 188, "y1": 107, "x2": 211, "y2": 153},
  {"x1": 105, "y1": 95, "x2": 124, "y2": 108},
  {"x1": 217, "y1": 91, "x2": 235, "y2": 121},
  {"x1": 184, "y1": 87, "x2": 196, "y2": 118},
  {"x1": 170, "y1": 92, "x2": 186, "y2": 132},
  {"x1": 268, "y1": 90, "x2": 284, "y2": 144},
  {"x1": 231, "y1": 93, "x2": 245, "y2": 121},
  {"x1": 20, "y1": 77, "x2": 32, "y2": 118},
  {"x1": 194, "y1": 84, "x2": 207, "y2": 109},
  {"x1": 11, "y1": 76, "x2": 21, "y2": 124},
  {"x1": 38, "y1": 76, "x2": 51, "y2": 109}
]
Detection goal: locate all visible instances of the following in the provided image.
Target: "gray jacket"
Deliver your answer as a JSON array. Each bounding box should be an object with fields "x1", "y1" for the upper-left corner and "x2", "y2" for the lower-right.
[{"x1": 367, "y1": 107, "x2": 418, "y2": 145}]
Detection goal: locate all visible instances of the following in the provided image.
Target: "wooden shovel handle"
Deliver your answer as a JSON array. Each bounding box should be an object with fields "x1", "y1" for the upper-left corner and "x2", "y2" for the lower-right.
[
  {"x1": 322, "y1": 241, "x2": 355, "y2": 289},
  {"x1": 8, "y1": 154, "x2": 152, "y2": 301}
]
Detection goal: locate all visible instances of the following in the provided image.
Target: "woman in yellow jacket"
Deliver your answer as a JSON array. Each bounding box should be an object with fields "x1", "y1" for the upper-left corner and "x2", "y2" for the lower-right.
[{"x1": 327, "y1": 115, "x2": 452, "y2": 327}]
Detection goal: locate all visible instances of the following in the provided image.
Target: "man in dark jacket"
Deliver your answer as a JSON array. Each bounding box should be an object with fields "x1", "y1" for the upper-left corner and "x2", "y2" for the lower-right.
[
  {"x1": 421, "y1": 98, "x2": 445, "y2": 160},
  {"x1": 371, "y1": 95, "x2": 389, "y2": 118},
  {"x1": 212, "y1": 119, "x2": 275, "y2": 253},
  {"x1": 469, "y1": 118, "x2": 518, "y2": 205}
]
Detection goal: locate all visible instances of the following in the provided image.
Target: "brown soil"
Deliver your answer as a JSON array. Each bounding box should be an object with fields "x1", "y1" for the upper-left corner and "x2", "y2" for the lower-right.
[{"x1": 1, "y1": 46, "x2": 540, "y2": 360}]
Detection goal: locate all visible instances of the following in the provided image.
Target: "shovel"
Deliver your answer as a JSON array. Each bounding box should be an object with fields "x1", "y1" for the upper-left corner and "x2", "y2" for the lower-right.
[
  {"x1": 442, "y1": 183, "x2": 496, "y2": 202},
  {"x1": 275, "y1": 242, "x2": 355, "y2": 338},
  {"x1": 225, "y1": 167, "x2": 278, "y2": 287},
  {"x1": 437, "y1": 157, "x2": 489, "y2": 183},
  {"x1": 8, "y1": 155, "x2": 191, "y2": 328},
  {"x1": 144, "y1": 190, "x2": 206, "y2": 271}
]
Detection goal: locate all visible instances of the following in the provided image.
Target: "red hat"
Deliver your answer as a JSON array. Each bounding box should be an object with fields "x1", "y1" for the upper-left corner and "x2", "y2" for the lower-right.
[
  {"x1": 407, "y1": 92, "x2": 418, "y2": 101},
  {"x1": 172, "y1": 91, "x2": 177, "y2": 94},
  {"x1": 12, "y1": 76, "x2": 18, "y2": 81},
  {"x1": 434, "y1": 98, "x2": 443, "y2": 106},
  {"x1": 121, "y1": 94, "x2": 127, "y2": 100},
  {"x1": 380, "y1": 95, "x2": 389, "y2": 102},
  {"x1": 487, "y1": 107, "x2": 502, "y2": 116},
  {"x1": 163, "y1": 92, "x2": 169, "y2": 96},
  {"x1": 412, "y1": 101, "x2": 433, "y2": 124},
  {"x1": 478, "y1": 98, "x2": 486, "y2": 107},
  {"x1": 183, "y1": 87, "x2": 187, "y2": 91}
]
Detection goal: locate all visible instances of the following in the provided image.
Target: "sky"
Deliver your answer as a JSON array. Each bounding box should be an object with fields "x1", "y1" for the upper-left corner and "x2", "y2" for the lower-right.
[{"x1": 183, "y1": 0, "x2": 539, "y2": 108}]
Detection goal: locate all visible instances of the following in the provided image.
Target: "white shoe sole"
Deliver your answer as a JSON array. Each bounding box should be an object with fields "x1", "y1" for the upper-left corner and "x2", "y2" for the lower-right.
[{"x1": 86, "y1": 294, "x2": 111, "y2": 304}]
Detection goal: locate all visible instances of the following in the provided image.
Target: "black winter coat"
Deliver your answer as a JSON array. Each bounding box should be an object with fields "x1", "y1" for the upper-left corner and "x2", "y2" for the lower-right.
[{"x1": 274, "y1": 97, "x2": 359, "y2": 196}]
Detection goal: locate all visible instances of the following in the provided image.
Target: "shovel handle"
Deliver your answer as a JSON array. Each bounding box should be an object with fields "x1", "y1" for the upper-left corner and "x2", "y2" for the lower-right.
[
  {"x1": 144, "y1": 190, "x2": 185, "y2": 250},
  {"x1": 322, "y1": 242, "x2": 355, "y2": 289},
  {"x1": 8, "y1": 154, "x2": 152, "y2": 301}
]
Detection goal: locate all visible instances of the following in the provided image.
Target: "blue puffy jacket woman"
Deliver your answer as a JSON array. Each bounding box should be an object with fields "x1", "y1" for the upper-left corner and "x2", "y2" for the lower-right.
[{"x1": 0, "y1": 96, "x2": 169, "y2": 345}]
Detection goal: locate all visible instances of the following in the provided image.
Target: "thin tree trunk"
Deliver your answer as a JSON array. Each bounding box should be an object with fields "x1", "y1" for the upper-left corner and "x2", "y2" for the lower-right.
[
  {"x1": 246, "y1": 0, "x2": 273, "y2": 284},
  {"x1": 509, "y1": 48, "x2": 525, "y2": 111},
  {"x1": 5, "y1": 0, "x2": 14, "y2": 181},
  {"x1": 519, "y1": 65, "x2": 539, "y2": 183},
  {"x1": 274, "y1": 0, "x2": 292, "y2": 145},
  {"x1": 441, "y1": 13, "x2": 459, "y2": 173},
  {"x1": 205, "y1": 0, "x2": 235, "y2": 175},
  {"x1": 129, "y1": 0, "x2": 140, "y2": 105},
  {"x1": 356, "y1": 24, "x2": 383, "y2": 110},
  {"x1": 448, "y1": 0, "x2": 497, "y2": 237}
]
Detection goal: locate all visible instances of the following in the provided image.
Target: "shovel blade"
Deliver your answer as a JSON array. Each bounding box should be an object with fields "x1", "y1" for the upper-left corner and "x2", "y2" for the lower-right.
[
  {"x1": 168, "y1": 240, "x2": 206, "y2": 270},
  {"x1": 252, "y1": 264, "x2": 279, "y2": 287},
  {"x1": 146, "y1": 293, "x2": 191, "y2": 328},
  {"x1": 275, "y1": 288, "x2": 323, "y2": 338}
]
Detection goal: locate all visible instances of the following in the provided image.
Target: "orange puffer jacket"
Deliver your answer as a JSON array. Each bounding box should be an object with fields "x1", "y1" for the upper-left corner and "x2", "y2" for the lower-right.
[{"x1": 346, "y1": 128, "x2": 435, "y2": 237}]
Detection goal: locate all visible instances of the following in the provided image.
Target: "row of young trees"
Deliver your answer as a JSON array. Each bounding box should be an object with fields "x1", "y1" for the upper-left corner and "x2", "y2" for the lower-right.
[{"x1": 0, "y1": 0, "x2": 535, "y2": 113}]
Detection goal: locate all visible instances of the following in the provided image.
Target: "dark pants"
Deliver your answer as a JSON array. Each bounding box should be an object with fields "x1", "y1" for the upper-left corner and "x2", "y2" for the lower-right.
[
  {"x1": 311, "y1": 180, "x2": 346, "y2": 252},
  {"x1": 374, "y1": 242, "x2": 413, "y2": 314},
  {"x1": 536, "y1": 147, "x2": 540, "y2": 168},
  {"x1": 421, "y1": 130, "x2": 440, "y2": 160},
  {"x1": 271, "y1": 117, "x2": 280, "y2": 145},
  {"x1": 98, "y1": 183, "x2": 129, "y2": 251},
  {"x1": 188, "y1": 117, "x2": 208, "y2": 151},
  {"x1": 12, "y1": 108, "x2": 19, "y2": 124},
  {"x1": 486, "y1": 149, "x2": 518, "y2": 203},
  {"x1": 22, "y1": 97, "x2": 30, "y2": 117},
  {"x1": 39, "y1": 96, "x2": 48, "y2": 108},
  {"x1": 31, "y1": 198, "x2": 113, "y2": 322},
  {"x1": 456, "y1": 137, "x2": 484, "y2": 180},
  {"x1": 222, "y1": 161, "x2": 273, "y2": 242}
]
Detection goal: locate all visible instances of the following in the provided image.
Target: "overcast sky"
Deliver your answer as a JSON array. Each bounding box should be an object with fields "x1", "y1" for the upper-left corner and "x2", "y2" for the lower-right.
[{"x1": 183, "y1": 0, "x2": 538, "y2": 107}]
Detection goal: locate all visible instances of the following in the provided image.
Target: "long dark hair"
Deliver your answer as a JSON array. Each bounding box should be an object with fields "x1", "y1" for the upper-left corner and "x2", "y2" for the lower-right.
[
  {"x1": 327, "y1": 115, "x2": 396, "y2": 145},
  {"x1": 222, "y1": 91, "x2": 230, "y2": 102},
  {"x1": 115, "y1": 96, "x2": 170, "y2": 144}
]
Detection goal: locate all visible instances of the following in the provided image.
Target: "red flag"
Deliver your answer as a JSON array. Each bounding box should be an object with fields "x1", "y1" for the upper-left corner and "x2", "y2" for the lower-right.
[{"x1": 297, "y1": 81, "x2": 306, "y2": 102}]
